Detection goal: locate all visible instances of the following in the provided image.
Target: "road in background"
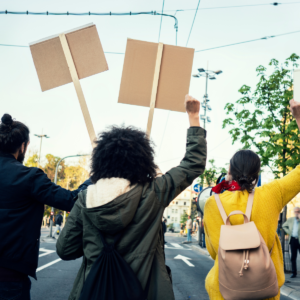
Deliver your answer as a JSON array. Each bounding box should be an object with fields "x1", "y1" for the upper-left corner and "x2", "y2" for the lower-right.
[{"x1": 31, "y1": 235, "x2": 292, "y2": 300}]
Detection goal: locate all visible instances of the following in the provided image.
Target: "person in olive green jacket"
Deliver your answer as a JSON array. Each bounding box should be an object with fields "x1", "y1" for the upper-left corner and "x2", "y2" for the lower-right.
[{"x1": 56, "y1": 95, "x2": 207, "y2": 300}]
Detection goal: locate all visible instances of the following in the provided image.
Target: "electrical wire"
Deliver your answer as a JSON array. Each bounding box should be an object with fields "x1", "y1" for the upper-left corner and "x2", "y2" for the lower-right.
[
  {"x1": 0, "y1": 10, "x2": 178, "y2": 44},
  {"x1": 195, "y1": 30, "x2": 300, "y2": 52},
  {"x1": 158, "y1": 0, "x2": 165, "y2": 42},
  {"x1": 162, "y1": 2, "x2": 300, "y2": 13},
  {"x1": 185, "y1": 0, "x2": 201, "y2": 47}
]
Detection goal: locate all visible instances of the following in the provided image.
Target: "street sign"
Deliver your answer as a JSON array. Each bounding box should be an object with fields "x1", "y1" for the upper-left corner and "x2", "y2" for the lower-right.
[
  {"x1": 193, "y1": 184, "x2": 202, "y2": 193},
  {"x1": 174, "y1": 255, "x2": 195, "y2": 267}
]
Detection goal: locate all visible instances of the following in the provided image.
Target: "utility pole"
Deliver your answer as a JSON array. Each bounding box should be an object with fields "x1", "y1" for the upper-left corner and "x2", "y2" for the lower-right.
[
  {"x1": 34, "y1": 130, "x2": 50, "y2": 167},
  {"x1": 48, "y1": 154, "x2": 89, "y2": 238},
  {"x1": 192, "y1": 64, "x2": 223, "y2": 129}
]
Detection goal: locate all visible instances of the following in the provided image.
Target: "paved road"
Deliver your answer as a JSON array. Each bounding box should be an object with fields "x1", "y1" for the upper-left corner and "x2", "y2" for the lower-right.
[{"x1": 32, "y1": 233, "x2": 292, "y2": 300}]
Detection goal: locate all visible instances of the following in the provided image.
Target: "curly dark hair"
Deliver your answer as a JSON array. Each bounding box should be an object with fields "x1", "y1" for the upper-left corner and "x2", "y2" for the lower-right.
[
  {"x1": 90, "y1": 125, "x2": 158, "y2": 185},
  {"x1": 230, "y1": 150, "x2": 261, "y2": 193},
  {"x1": 0, "y1": 114, "x2": 30, "y2": 154}
]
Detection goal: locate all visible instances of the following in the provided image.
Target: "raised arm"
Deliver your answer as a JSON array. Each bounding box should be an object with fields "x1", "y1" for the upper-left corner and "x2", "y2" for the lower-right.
[{"x1": 154, "y1": 95, "x2": 207, "y2": 208}]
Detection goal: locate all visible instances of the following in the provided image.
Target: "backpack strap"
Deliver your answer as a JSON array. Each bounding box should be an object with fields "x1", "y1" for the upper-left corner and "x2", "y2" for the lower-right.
[
  {"x1": 214, "y1": 194, "x2": 228, "y2": 224},
  {"x1": 245, "y1": 191, "x2": 255, "y2": 221}
]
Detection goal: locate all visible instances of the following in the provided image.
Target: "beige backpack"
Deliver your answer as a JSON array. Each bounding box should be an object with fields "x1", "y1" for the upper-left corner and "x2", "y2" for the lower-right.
[{"x1": 215, "y1": 192, "x2": 278, "y2": 300}]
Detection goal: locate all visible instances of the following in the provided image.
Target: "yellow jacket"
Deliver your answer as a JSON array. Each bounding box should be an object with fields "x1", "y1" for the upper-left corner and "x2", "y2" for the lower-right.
[{"x1": 204, "y1": 165, "x2": 300, "y2": 300}]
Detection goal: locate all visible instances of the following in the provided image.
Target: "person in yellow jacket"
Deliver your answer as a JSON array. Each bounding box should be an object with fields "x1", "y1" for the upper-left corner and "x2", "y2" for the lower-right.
[{"x1": 204, "y1": 99, "x2": 300, "y2": 300}]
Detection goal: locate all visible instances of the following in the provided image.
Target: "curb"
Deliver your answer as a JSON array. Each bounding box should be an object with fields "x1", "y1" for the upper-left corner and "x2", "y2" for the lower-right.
[{"x1": 190, "y1": 245, "x2": 300, "y2": 299}]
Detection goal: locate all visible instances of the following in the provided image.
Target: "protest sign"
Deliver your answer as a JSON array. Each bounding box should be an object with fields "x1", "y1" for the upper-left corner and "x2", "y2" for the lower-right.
[
  {"x1": 30, "y1": 23, "x2": 108, "y2": 146},
  {"x1": 118, "y1": 38, "x2": 194, "y2": 136}
]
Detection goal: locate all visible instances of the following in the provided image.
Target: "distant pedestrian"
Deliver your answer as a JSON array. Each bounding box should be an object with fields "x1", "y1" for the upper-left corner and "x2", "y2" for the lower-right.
[
  {"x1": 283, "y1": 207, "x2": 300, "y2": 278},
  {"x1": 162, "y1": 219, "x2": 167, "y2": 244},
  {"x1": 193, "y1": 219, "x2": 198, "y2": 233},
  {"x1": 186, "y1": 216, "x2": 192, "y2": 242},
  {"x1": 0, "y1": 114, "x2": 91, "y2": 300},
  {"x1": 53, "y1": 212, "x2": 63, "y2": 238}
]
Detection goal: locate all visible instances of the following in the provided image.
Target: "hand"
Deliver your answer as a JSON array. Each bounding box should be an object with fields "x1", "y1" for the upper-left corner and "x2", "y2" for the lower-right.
[
  {"x1": 185, "y1": 95, "x2": 201, "y2": 127},
  {"x1": 185, "y1": 94, "x2": 200, "y2": 115},
  {"x1": 290, "y1": 99, "x2": 300, "y2": 120}
]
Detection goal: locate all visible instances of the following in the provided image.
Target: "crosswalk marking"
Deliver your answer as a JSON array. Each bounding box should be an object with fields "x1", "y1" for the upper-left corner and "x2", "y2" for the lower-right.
[
  {"x1": 39, "y1": 248, "x2": 56, "y2": 258},
  {"x1": 170, "y1": 243, "x2": 184, "y2": 249},
  {"x1": 36, "y1": 258, "x2": 62, "y2": 272}
]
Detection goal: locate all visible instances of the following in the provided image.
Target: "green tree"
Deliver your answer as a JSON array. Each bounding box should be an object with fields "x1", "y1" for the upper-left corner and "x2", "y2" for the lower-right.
[
  {"x1": 180, "y1": 212, "x2": 188, "y2": 230},
  {"x1": 198, "y1": 159, "x2": 219, "y2": 187},
  {"x1": 223, "y1": 53, "x2": 300, "y2": 178},
  {"x1": 24, "y1": 150, "x2": 39, "y2": 168}
]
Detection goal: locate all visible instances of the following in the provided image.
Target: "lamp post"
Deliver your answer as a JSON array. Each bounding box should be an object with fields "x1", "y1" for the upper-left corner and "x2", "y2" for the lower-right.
[
  {"x1": 48, "y1": 154, "x2": 89, "y2": 238},
  {"x1": 192, "y1": 67, "x2": 223, "y2": 129},
  {"x1": 34, "y1": 131, "x2": 50, "y2": 167}
]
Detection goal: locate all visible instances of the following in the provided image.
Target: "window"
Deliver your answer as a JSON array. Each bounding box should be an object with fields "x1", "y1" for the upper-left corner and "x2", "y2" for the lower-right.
[
  {"x1": 171, "y1": 217, "x2": 174, "y2": 221},
  {"x1": 168, "y1": 216, "x2": 170, "y2": 218},
  {"x1": 175, "y1": 209, "x2": 178, "y2": 213},
  {"x1": 172, "y1": 209, "x2": 174, "y2": 213},
  {"x1": 176, "y1": 202, "x2": 178, "y2": 205},
  {"x1": 175, "y1": 218, "x2": 177, "y2": 222},
  {"x1": 184, "y1": 202, "x2": 186, "y2": 206}
]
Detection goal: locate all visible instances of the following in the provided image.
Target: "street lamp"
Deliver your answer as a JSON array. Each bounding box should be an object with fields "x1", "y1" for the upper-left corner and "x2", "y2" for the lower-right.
[
  {"x1": 48, "y1": 154, "x2": 90, "y2": 238},
  {"x1": 192, "y1": 67, "x2": 223, "y2": 129},
  {"x1": 34, "y1": 131, "x2": 50, "y2": 167}
]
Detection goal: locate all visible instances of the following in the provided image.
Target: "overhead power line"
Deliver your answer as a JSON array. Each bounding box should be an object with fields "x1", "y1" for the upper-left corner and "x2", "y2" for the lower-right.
[
  {"x1": 186, "y1": 0, "x2": 201, "y2": 47},
  {"x1": 1, "y1": 29, "x2": 300, "y2": 54},
  {"x1": 0, "y1": 10, "x2": 178, "y2": 45},
  {"x1": 195, "y1": 30, "x2": 300, "y2": 52},
  {"x1": 162, "y1": 1, "x2": 300, "y2": 13},
  {"x1": 158, "y1": 0, "x2": 165, "y2": 43}
]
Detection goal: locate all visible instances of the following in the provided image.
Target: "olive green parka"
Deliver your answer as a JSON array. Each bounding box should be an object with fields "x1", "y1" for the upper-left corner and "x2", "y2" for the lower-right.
[{"x1": 56, "y1": 127, "x2": 207, "y2": 300}]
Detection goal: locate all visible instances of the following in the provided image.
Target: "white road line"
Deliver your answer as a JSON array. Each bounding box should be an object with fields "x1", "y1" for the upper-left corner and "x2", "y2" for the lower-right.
[
  {"x1": 39, "y1": 248, "x2": 56, "y2": 258},
  {"x1": 174, "y1": 255, "x2": 195, "y2": 267},
  {"x1": 165, "y1": 246, "x2": 191, "y2": 250},
  {"x1": 170, "y1": 243, "x2": 184, "y2": 249},
  {"x1": 36, "y1": 258, "x2": 62, "y2": 272}
]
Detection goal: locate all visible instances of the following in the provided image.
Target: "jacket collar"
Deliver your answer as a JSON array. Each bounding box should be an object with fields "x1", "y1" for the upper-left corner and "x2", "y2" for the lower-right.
[{"x1": 0, "y1": 151, "x2": 16, "y2": 159}]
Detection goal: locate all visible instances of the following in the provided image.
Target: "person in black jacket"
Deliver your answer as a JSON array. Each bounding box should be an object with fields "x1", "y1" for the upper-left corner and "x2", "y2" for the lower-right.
[
  {"x1": 0, "y1": 114, "x2": 91, "y2": 300},
  {"x1": 53, "y1": 211, "x2": 63, "y2": 238}
]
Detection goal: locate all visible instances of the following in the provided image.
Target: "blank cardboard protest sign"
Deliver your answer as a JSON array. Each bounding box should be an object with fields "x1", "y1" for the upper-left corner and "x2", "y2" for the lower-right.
[
  {"x1": 29, "y1": 23, "x2": 108, "y2": 146},
  {"x1": 294, "y1": 69, "x2": 300, "y2": 103},
  {"x1": 118, "y1": 39, "x2": 194, "y2": 113},
  {"x1": 30, "y1": 23, "x2": 108, "y2": 92}
]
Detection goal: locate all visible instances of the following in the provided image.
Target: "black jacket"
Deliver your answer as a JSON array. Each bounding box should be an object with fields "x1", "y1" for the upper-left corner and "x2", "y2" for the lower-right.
[
  {"x1": 0, "y1": 152, "x2": 91, "y2": 279},
  {"x1": 55, "y1": 214, "x2": 63, "y2": 226}
]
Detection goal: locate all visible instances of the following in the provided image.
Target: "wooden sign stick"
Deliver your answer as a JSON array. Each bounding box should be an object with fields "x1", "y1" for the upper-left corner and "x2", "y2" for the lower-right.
[
  {"x1": 146, "y1": 42, "x2": 164, "y2": 137},
  {"x1": 59, "y1": 33, "x2": 96, "y2": 147}
]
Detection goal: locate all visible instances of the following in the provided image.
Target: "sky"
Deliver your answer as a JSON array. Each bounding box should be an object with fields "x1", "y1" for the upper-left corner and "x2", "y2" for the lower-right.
[{"x1": 1, "y1": 0, "x2": 300, "y2": 182}]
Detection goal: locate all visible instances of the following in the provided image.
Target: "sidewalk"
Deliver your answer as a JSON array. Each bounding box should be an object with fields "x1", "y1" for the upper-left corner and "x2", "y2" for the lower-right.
[{"x1": 191, "y1": 244, "x2": 300, "y2": 300}]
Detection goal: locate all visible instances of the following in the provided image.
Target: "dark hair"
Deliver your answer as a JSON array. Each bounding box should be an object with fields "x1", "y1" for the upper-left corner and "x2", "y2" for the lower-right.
[
  {"x1": 0, "y1": 114, "x2": 30, "y2": 154},
  {"x1": 90, "y1": 125, "x2": 158, "y2": 185},
  {"x1": 230, "y1": 150, "x2": 261, "y2": 193}
]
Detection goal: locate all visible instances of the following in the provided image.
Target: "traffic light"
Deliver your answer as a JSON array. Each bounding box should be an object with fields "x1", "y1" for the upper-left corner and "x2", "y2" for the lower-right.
[{"x1": 51, "y1": 211, "x2": 54, "y2": 215}]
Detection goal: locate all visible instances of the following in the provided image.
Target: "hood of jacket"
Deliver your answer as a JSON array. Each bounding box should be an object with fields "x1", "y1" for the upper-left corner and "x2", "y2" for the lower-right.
[{"x1": 81, "y1": 178, "x2": 143, "y2": 235}]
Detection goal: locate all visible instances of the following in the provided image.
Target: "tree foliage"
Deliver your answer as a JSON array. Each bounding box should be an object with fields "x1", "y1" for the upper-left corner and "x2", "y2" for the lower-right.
[
  {"x1": 198, "y1": 159, "x2": 223, "y2": 187},
  {"x1": 223, "y1": 54, "x2": 300, "y2": 178}
]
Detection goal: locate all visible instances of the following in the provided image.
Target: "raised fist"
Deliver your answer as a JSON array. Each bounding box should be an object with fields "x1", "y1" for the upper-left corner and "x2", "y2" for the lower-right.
[
  {"x1": 185, "y1": 95, "x2": 200, "y2": 115},
  {"x1": 290, "y1": 99, "x2": 300, "y2": 120}
]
